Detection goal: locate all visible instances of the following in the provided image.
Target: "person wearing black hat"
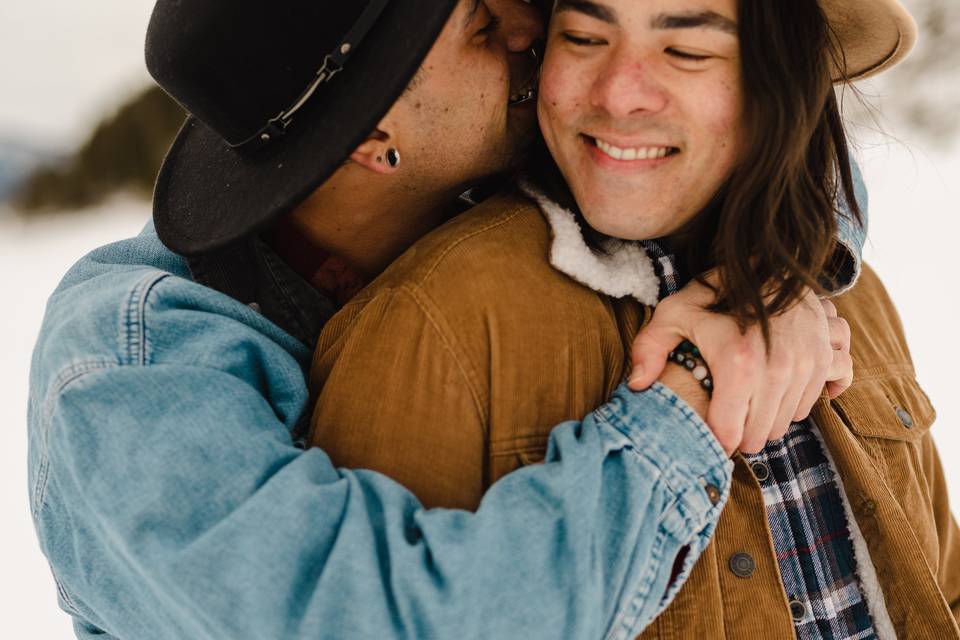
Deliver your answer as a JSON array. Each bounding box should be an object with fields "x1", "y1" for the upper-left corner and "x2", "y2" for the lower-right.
[
  {"x1": 27, "y1": 2, "x2": 733, "y2": 638},
  {"x1": 26, "y1": 0, "x2": 870, "y2": 638}
]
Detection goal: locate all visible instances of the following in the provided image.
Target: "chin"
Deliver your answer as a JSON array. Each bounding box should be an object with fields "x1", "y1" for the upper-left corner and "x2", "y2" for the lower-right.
[{"x1": 581, "y1": 205, "x2": 670, "y2": 242}]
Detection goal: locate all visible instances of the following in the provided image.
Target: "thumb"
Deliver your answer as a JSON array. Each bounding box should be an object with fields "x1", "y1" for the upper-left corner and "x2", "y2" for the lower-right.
[{"x1": 628, "y1": 320, "x2": 683, "y2": 390}]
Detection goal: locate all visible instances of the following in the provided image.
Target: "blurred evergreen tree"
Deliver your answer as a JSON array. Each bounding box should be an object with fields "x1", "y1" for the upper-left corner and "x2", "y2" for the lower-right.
[{"x1": 14, "y1": 85, "x2": 184, "y2": 212}]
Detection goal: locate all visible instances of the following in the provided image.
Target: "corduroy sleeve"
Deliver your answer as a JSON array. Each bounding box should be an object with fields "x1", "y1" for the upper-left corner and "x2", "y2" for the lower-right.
[{"x1": 922, "y1": 434, "x2": 960, "y2": 624}]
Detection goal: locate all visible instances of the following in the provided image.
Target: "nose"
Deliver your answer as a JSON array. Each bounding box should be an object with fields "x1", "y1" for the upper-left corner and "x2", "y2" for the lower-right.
[
  {"x1": 590, "y1": 50, "x2": 669, "y2": 118},
  {"x1": 489, "y1": 0, "x2": 545, "y2": 52}
]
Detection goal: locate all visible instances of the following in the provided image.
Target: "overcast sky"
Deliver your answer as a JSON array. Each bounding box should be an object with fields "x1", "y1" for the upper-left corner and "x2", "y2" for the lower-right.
[{"x1": 0, "y1": 0, "x2": 157, "y2": 148}]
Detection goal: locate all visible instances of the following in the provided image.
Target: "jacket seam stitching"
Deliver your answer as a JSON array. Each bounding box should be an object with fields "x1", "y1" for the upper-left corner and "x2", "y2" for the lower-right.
[
  {"x1": 415, "y1": 203, "x2": 530, "y2": 284},
  {"x1": 123, "y1": 271, "x2": 170, "y2": 366},
  {"x1": 848, "y1": 365, "x2": 916, "y2": 381},
  {"x1": 395, "y1": 285, "x2": 489, "y2": 430},
  {"x1": 600, "y1": 384, "x2": 729, "y2": 472},
  {"x1": 53, "y1": 571, "x2": 81, "y2": 615}
]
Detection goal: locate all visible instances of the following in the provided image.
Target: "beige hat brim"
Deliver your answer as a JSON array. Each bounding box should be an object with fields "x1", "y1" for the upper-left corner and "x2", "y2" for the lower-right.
[{"x1": 821, "y1": 0, "x2": 918, "y2": 82}]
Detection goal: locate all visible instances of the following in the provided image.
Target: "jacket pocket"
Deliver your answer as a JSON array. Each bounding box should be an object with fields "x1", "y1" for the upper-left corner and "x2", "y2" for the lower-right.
[
  {"x1": 831, "y1": 373, "x2": 940, "y2": 561},
  {"x1": 516, "y1": 447, "x2": 547, "y2": 467},
  {"x1": 489, "y1": 440, "x2": 548, "y2": 485}
]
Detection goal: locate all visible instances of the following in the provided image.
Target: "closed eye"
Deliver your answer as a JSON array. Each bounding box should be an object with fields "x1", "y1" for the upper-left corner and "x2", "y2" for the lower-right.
[
  {"x1": 562, "y1": 33, "x2": 607, "y2": 46},
  {"x1": 665, "y1": 48, "x2": 711, "y2": 61}
]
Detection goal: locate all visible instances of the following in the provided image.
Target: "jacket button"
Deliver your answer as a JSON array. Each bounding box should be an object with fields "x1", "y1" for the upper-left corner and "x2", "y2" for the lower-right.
[
  {"x1": 789, "y1": 599, "x2": 808, "y2": 622},
  {"x1": 861, "y1": 499, "x2": 877, "y2": 515},
  {"x1": 751, "y1": 461, "x2": 771, "y2": 482},
  {"x1": 705, "y1": 484, "x2": 721, "y2": 505},
  {"x1": 895, "y1": 407, "x2": 914, "y2": 428},
  {"x1": 729, "y1": 552, "x2": 755, "y2": 578}
]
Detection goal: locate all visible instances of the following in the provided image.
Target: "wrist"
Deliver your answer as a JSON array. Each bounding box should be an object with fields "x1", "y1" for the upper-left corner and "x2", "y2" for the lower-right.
[{"x1": 658, "y1": 365, "x2": 710, "y2": 420}]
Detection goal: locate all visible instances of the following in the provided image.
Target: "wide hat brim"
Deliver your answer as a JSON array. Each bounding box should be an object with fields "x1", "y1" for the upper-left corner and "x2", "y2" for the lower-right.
[
  {"x1": 823, "y1": 0, "x2": 918, "y2": 82},
  {"x1": 153, "y1": 0, "x2": 458, "y2": 256}
]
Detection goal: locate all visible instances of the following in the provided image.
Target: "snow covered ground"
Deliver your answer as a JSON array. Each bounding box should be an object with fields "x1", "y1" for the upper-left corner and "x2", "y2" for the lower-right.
[
  {"x1": 1, "y1": 198, "x2": 150, "y2": 638},
  {"x1": 1, "y1": 141, "x2": 958, "y2": 636}
]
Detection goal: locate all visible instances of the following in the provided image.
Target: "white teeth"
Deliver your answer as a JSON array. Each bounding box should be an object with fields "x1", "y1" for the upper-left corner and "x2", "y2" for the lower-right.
[{"x1": 594, "y1": 138, "x2": 674, "y2": 161}]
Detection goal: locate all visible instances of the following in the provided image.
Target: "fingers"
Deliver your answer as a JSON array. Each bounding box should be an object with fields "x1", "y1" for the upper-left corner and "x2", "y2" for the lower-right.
[
  {"x1": 740, "y1": 359, "x2": 789, "y2": 453},
  {"x1": 793, "y1": 339, "x2": 832, "y2": 421},
  {"x1": 828, "y1": 316, "x2": 851, "y2": 352},
  {"x1": 771, "y1": 376, "x2": 804, "y2": 442},
  {"x1": 824, "y1": 314, "x2": 853, "y2": 400},
  {"x1": 825, "y1": 349, "x2": 854, "y2": 398},
  {"x1": 821, "y1": 298, "x2": 838, "y2": 319},
  {"x1": 628, "y1": 319, "x2": 684, "y2": 391},
  {"x1": 705, "y1": 350, "x2": 757, "y2": 455}
]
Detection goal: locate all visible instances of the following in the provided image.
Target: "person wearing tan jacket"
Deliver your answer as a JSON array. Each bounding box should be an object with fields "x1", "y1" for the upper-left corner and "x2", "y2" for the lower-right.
[{"x1": 309, "y1": 0, "x2": 960, "y2": 637}]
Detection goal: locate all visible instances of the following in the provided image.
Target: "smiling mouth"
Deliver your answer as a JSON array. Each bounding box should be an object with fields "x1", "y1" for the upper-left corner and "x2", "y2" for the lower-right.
[{"x1": 587, "y1": 135, "x2": 681, "y2": 161}]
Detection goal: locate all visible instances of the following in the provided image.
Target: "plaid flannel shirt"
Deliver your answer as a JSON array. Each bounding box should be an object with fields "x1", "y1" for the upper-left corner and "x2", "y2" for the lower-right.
[{"x1": 643, "y1": 240, "x2": 879, "y2": 640}]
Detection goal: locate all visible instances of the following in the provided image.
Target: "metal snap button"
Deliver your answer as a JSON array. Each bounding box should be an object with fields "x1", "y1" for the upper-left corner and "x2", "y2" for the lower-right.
[
  {"x1": 895, "y1": 406, "x2": 914, "y2": 429},
  {"x1": 705, "y1": 484, "x2": 721, "y2": 505},
  {"x1": 751, "y1": 461, "x2": 771, "y2": 483},
  {"x1": 789, "y1": 599, "x2": 808, "y2": 622},
  {"x1": 729, "y1": 552, "x2": 755, "y2": 578}
]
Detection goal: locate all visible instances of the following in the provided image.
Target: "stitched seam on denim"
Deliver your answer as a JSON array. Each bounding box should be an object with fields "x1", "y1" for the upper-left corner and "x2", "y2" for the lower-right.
[
  {"x1": 605, "y1": 528, "x2": 670, "y2": 640},
  {"x1": 122, "y1": 271, "x2": 170, "y2": 366},
  {"x1": 597, "y1": 387, "x2": 730, "y2": 537},
  {"x1": 53, "y1": 570, "x2": 81, "y2": 615},
  {"x1": 399, "y1": 285, "x2": 489, "y2": 428},
  {"x1": 600, "y1": 384, "x2": 728, "y2": 473},
  {"x1": 33, "y1": 361, "x2": 118, "y2": 519}
]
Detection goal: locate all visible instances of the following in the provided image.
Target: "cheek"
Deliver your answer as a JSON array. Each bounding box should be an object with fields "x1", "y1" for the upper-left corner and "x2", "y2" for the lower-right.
[
  {"x1": 537, "y1": 54, "x2": 584, "y2": 127},
  {"x1": 696, "y1": 79, "x2": 745, "y2": 166}
]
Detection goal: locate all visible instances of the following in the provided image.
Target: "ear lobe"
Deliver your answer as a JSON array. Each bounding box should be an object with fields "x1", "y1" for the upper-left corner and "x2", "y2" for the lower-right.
[{"x1": 350, "y1": 127, "x2": 397, "y2": 175}]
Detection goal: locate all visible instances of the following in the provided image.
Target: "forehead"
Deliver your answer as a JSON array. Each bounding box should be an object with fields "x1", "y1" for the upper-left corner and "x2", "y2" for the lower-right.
[{"x1": 554, "y1": 0, "x2": 738, "y2": 32}]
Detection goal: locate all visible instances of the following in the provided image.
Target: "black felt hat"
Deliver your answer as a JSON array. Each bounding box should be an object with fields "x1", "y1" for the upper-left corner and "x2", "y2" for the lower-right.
[{"x1": 146, "y1": 0, "x2": 458, "y2": 256}]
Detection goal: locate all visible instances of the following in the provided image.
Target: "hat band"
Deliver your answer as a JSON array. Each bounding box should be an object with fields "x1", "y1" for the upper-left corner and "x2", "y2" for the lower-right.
[{"x1": 232, "y1": 0, "x2": 392, "y2": 150}]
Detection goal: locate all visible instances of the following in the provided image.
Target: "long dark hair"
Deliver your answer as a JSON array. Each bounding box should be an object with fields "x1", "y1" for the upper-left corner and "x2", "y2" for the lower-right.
[
  {"x1": 532, "y1": 0, "x2": 862, "y2": 343},
  {"x1": 678, "y1": 0, "x2": 862, "y2": 341}
]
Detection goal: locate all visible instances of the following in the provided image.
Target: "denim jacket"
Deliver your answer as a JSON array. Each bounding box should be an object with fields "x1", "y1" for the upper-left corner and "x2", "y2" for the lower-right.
[
  {"x1": 28, "y1": 222, "x2": 733, "y2": 639},
  {"x1": 26, "y1": 164, "x2": 865, "y2": 640}
]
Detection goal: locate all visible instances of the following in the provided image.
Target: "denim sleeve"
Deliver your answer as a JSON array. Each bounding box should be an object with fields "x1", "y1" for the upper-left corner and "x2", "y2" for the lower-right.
[
  {"x1": 829, "y1": 157, "x2": 870, "y2": 295},
  {"x1": 37, "y1": 360, "x2": 730, "y2": 640}
]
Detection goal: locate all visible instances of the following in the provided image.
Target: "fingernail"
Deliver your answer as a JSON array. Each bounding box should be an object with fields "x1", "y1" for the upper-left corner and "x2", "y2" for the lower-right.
[{"x1": 628, "y1": 365, "x2": 644, "y2": 386}]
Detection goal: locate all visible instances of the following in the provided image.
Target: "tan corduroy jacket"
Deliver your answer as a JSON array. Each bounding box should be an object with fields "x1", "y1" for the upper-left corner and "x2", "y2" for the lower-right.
[{"x1": 308, "y1": 192, "x2": 960, "y2": 639}]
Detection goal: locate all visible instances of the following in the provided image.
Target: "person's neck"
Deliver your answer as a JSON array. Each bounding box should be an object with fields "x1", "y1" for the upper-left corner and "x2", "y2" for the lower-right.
[{"x1": 269, "y1": 164, "x2": 460, "y2": 298}]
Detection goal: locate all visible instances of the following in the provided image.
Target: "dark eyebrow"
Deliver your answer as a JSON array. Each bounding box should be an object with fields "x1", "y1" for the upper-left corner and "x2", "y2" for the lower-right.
[
  {"x1": 651, "y1": 10, "x2": 738, "y2": 35},
  {"x1": 554, "y1": 0, "x2": 618, "y2": 25}
]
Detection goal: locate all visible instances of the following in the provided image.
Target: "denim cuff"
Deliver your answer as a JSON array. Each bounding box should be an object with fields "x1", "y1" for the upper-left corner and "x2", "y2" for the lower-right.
[
  {"x1": 595, "y1": 383, "x2": 733, "y2": 539},
  {"x1": 828, "y1": 158, "x2": 869, "y2": 296}
]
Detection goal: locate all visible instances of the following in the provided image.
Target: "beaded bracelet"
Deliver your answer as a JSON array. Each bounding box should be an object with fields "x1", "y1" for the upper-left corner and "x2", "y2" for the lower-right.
[{"x1": 668, "y1": 340, "x2": 714, "y2": 396}]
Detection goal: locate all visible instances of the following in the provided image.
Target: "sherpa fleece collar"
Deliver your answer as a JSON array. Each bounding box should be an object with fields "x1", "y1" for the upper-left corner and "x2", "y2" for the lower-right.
[{"x1": 520, "y1": 182, "x2": 662, "y2": 306}]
